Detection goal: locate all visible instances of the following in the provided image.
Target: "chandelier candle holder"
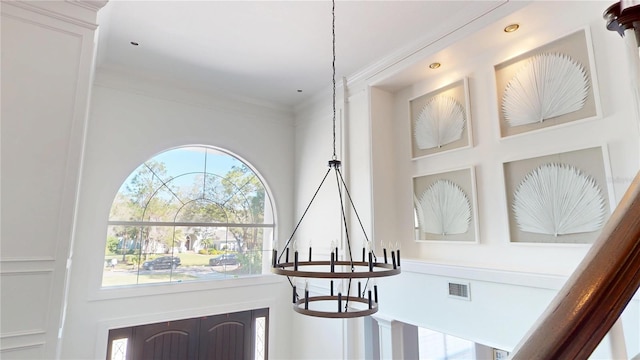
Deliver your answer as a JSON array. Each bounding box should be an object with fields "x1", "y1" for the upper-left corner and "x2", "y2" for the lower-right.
[
  {"x1": 272, "y1": 235, "x2": 400, "y2": 318},
  {"x1": 271, "y1": 158, "x2": 401, "y2": 318}
]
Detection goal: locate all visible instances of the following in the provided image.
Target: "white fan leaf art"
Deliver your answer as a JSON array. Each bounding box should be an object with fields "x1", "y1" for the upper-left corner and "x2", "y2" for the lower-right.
[
  {"x1": 502, "y1": 53, "x2": 589, "y2": 127},
  {"x1": 417, "y1": 180, "x2": 471, "y2": 235},
  {"x1": 413, "y1": 194, "x2": 426, "y2": 235},
  {"x1": 414, "y1": 96, "x2": 466, "y2": 150},
  {"x1": 513, "y1": 163, "x2": 606, "y2": 236}
]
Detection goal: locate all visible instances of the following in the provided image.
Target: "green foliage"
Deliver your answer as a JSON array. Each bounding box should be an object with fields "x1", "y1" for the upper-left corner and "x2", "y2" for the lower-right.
[
  {"x1": 125, "y1": 160, "x2": 168, "y2": 218},
  {"x1": 221, "y1": 165, "x2": 266, "y2": 251},
  {"x1": 126, "y1": 255, "x2": 140, "y2": 265},
  {"x1": 237, "y1": 251, "x2": 262, "y2": 275},
  {"x1": 106, "y1": 235, "x2": 119, "y2": 254}
]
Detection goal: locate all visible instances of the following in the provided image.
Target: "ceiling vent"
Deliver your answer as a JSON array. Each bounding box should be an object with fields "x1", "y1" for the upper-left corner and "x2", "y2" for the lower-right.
[{"x1": 448, "y1": 282, "x2": 470, "y2": 300}]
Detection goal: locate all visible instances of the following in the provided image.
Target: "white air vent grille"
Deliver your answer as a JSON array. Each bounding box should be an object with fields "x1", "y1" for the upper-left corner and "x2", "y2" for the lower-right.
[{"x1": 448, "y1": 282, "x2": 470, "y2": 300}]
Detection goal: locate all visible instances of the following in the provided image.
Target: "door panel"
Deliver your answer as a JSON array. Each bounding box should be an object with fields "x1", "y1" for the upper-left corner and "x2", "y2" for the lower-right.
[
  {"x1": 132, "y1": 319, "x2": 199, "y2": 360},
  {"x1": 199, "y1": 312, "x2": 252, "y2": 360}
]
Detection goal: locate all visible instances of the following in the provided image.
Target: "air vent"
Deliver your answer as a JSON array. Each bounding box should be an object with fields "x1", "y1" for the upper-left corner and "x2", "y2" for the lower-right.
[{"x1": 448, "y1": 282, "x2": 470, "y2": 300}]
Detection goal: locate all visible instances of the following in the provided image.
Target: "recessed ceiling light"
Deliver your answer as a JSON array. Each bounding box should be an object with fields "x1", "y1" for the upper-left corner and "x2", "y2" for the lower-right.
[
  {"x1": 130, "y1": 41, "x2": 139, "y2": 46},
  {"x1": 504, "y1": 24, "x2": 520, "y2": 33},
  {"x1": 429, "y1": 62, "x2": 441, "y2": 70},
  {"x1": 297, "y1": 89, "x2": 303, "y2": 93}
]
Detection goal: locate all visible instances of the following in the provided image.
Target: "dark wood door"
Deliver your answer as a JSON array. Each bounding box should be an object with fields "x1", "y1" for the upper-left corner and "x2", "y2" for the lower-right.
[
  {"x1": 198, "y1": 311, "x2": 252, "y2": 360},
  {"x1": 131, "y1": 319, "x2": 199, "y2": 360},
  {"x1": 107, "y1": 309, "x2": 267, "y2": 360}
]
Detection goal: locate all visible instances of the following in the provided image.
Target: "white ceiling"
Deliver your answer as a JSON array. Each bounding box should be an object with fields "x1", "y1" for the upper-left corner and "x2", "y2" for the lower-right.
[{"x1": 95, "y1": 0, "x2": 508, "y2": 109}]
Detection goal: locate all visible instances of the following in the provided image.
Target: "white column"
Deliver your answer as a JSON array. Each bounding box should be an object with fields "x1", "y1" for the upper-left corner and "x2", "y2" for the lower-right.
[
  {"x1": 609, "y1": 318, "x2": 629, "y2": 360},
  {"x1": 372, "y1": 315, "x2": 419, "y2": 360},
  {"x1": 622, "y1": 27, "x2": 640, "y2": 164},
  {"x1": 373, "y1": 316, "x2": 394, "y2": 360},
  {"x1": 364, "y1": 316, "x2": 381, "y2": 360}
]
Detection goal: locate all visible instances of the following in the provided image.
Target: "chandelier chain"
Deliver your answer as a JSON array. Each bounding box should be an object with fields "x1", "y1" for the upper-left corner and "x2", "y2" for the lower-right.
[{"x1": 332, "y1": 0, "x2": 337, "y2": 160}]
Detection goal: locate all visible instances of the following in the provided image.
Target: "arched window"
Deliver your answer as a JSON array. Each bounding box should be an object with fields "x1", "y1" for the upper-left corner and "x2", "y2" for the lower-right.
[{"x1": 102, "y1": 146, "x2": 274, "y2": 287}]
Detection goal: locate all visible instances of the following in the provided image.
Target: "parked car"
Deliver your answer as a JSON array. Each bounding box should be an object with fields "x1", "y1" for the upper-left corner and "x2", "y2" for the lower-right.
[
  {"x1": 209, "y1": 254, "x2": 238, "y2": 266},
  {"x1": 142, "y1": 256, "x2": 181, "y2": 270}
]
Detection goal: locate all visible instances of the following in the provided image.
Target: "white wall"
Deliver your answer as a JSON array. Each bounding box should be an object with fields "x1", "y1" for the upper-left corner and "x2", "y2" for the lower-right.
[{"x1": 59, "y1": 72, "x2": 296, "y2": 359}]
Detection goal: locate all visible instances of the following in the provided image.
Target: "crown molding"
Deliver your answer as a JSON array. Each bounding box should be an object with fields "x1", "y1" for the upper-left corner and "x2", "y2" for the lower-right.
[
  {"x1": 2, "y1": 0, "x2": 106, "y2": 29},
  {"x1": 347, "y1": 1, "x2": 512, "y2": 86},
  {"x1": 93, "y1": 68, "x2": 295, "y2": 124},
  {"x1": 66, "y1": 0, "x2": 108, "y2": 12}
]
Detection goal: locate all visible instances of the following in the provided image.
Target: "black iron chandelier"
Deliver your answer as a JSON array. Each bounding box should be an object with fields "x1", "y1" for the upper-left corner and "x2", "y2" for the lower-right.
[{"x1": 271, "y1": 0, "x2": 400, "y2": 319}]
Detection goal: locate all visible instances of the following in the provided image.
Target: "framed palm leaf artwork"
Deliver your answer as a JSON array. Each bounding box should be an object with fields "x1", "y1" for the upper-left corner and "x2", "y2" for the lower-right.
[
  {"x1": 503, "y1": 146, "x2": 613, "y2": 244},
  {"x1": 413, "y1": 167, "x2": 479, "y2": 243},
  {"x1": 494, "y1": 28, "x2": 601, "y2": 139},
  {"x1": 410, "y1": 78, "x2": 473, "y2": 159}
]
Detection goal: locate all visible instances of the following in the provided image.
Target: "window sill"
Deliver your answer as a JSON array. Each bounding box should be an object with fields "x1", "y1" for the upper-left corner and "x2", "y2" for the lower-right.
[{"x1": 88, "y1": 273, "x2": 284, "y2": 301}]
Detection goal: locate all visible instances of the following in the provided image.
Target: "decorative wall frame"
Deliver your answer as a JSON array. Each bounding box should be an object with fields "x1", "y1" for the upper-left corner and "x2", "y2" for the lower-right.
[
  {"x1": 409, "y1": 78, "x2": 472, "y2": 159},
  {"x1": 503, "y1": 146, "x2": 613, "y2": 244},
  {"x1": 494, "y1": 28, "x2": 601, "y2": 138},
  {"x1": 413, "y1": 167, "x2": 479, "y2": 243}
]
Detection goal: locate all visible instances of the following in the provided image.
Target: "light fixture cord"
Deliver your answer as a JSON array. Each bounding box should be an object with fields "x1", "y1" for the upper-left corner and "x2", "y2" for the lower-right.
[{"x1": 332, "y1": 0, "x2": 337, "y2": 160}]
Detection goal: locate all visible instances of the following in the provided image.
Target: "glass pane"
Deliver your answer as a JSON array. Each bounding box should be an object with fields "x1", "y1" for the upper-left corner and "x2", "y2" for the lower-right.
[
  {"x1": 141, "y1": 184, "x2": 184, "y2": 222},
  {"x1": 176, "y1": 199, "x2": 228, "y2": 224},
  {"x1": 255, "y1": 317, "x2": 266, "y2": 360},
  {"x1": 205, "y1": 148, "x2": 244, "y2": 177},
  {"x1": 419, "y1": 327, "x2": 446, "y2": 360},
  {"x1": 418, "y1": 327, "x2": 474, "y2": 360},
  {"x1": 104, "y1": 225, "x2": 272, "y2": 286},
  {"x1": 445, "y1": 335, "x2": 474, "y2": 360},
  {"x1": 111, "y1": 162, "x2": 171, "y2": 221},
  {"x1": 103, "y1": 225, "x2": 144, "y2": 287},
  {"x1": 210, "y1": 167, "x2": 267, "y2": 224},
  {"x1": 230, "y1": 226, "x2": 267, "y2": 276},
  {"x1": 110, "y1": 338, "x2": 127, "y2": 360},
  {"x1": 152, "y1": 147, "x2": 206, "y2": 183}
]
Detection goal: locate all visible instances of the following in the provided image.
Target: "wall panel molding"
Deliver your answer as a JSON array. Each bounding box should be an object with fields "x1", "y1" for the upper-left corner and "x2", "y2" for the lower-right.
[
  {"x1": 1, "y1": 258, "x2": 56, "y2": 274},
  {"x1": 1, "y1": 1, "x2": 104, "y2": 358},
  {"x1": 0, "y1": 343, "x2": 45, "y2": 359},
  {"x1": 1, "y1": 330, "x2": 46, "y2": 349}
]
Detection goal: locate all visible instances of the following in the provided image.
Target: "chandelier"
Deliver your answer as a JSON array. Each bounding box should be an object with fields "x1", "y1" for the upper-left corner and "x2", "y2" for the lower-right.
[{"x1": 271, "y1": 0, "x2": 400, "y2": 319}]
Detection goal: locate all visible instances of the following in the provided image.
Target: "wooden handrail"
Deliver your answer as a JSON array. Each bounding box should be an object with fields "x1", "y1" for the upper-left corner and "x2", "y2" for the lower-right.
[{"x1": 510, "y1": 171, "x2": 640, "y2": 359}]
